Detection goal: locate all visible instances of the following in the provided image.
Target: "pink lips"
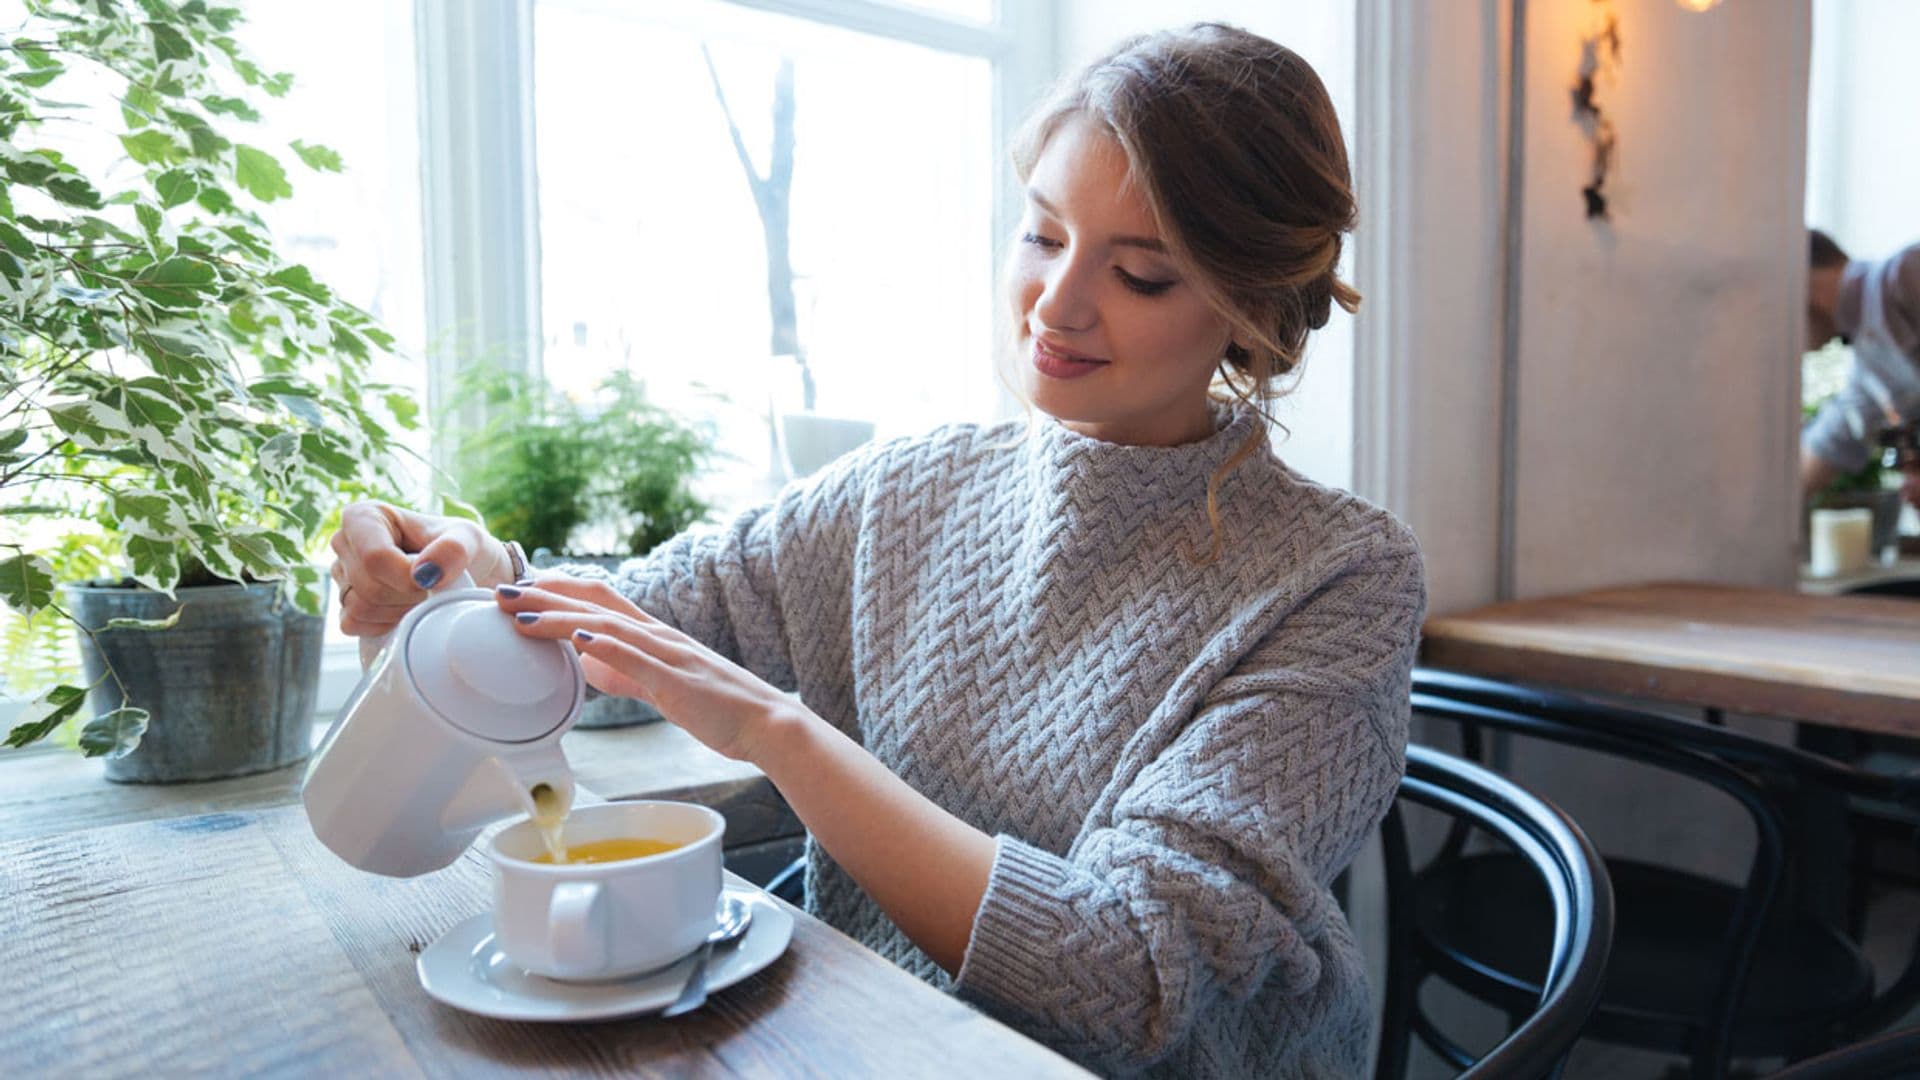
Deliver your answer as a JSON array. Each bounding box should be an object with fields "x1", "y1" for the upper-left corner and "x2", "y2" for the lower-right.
[{"x1": 1032, "y1": 338, "x2": 1109, "y2": 380}]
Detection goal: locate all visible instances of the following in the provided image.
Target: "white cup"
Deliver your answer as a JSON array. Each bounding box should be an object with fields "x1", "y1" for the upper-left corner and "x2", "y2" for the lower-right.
[{"x1": 488, "y1": 800, "x2": 725, "y2": 980}]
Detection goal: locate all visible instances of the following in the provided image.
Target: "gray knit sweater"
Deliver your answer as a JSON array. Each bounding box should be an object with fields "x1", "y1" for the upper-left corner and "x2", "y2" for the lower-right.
[{"x1": 571, "y1": 403, "x2": 1426, "y2": 1078}]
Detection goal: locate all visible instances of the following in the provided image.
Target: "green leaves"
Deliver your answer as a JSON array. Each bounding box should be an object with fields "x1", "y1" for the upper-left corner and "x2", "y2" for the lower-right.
[
  {"x1": 79, "y1": 706, "x2": 148, "y2": 758},
  {"x1": 147, "y1": 22, "x2": 195, "y2": 63},
  {"x1": 264, "y1": 263, "x2": 329, "y2": 303},
  {"x1": 130, "y1": 256, "x2": 216, "y2": 307},
  {"x1": 0, "y1": 555, "x2": 57, "y2": 613},
  {"x1": 44, "y1": 175, "x2": 103, "y2": 208},
  {"x1": 154, "y1": 168, "x2": 199, "y2": 207},
  {"x1": 0, "y1": 221, "x2": 36, "y2": 258},
  {"x1": 5, "y1": 685, "x2": 88, "y2": 749},
  {"x1": 0, "y1": 429, "x2": 29, "y2": 467},
  {"x1": 289, "y1": 139, "x2": 342, "y2": 172},
  {"x1": 125, "y1": 536, "x2": 182, "y2": 593},
  {"x1": 232, "y1": 143, "x2": 291, "y2": 201},
  {"x1": 120, "y1": 129, "x2": 186, "y2": 166}
]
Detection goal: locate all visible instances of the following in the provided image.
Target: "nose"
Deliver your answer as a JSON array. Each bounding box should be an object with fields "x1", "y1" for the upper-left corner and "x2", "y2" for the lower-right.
[{"x1": 1032, "y1": 251, "x2": 1097, "y2": 335}]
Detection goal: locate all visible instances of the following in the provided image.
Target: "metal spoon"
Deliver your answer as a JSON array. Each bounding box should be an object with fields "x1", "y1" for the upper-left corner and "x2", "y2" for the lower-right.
[{"x1": 661, "y1": 894, "x2": 753, "y2": 1017}]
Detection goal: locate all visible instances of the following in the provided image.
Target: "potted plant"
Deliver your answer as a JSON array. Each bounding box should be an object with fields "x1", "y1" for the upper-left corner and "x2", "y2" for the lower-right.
[
  {"x1": 1802, "y1": 345, "x2": 1903, "y2": 561},
  {"x1": 0, "y1": 0, "x2": 413, "y2": 780},
  {"x1": 448, "y1": 366, "x2": 714, "y2": 727}
]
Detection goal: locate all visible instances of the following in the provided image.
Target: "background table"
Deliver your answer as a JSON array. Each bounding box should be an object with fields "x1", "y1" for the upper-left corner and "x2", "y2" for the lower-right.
[
  {"x1": 1420, "y1": 582, "x2": 1920, "y2": 737},
  {"x1": 0, "y1": 803, "x2": 1088, "y2": 1077}
]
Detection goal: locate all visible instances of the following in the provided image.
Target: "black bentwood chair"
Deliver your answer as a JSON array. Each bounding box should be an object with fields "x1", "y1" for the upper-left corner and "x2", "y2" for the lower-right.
[
  {"x1": 1375, "y1": 744, "x2": 1614, "y2": 1080},
  {"x1": 1758, "y1": 1014, "x2": 1920, "y2": 1076},
  {"x1": 1763, "y1": 1023, "x2": 1920, "y2": 1080},
  {"x1": 1407, "y1": 668, "x2": 1920, "y2": 1080}
]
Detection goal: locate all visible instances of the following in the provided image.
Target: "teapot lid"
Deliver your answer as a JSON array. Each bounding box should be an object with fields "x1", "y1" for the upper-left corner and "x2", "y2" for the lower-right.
[{"x1": 402, "y1": 592, "x2": 581, "y2": 742}]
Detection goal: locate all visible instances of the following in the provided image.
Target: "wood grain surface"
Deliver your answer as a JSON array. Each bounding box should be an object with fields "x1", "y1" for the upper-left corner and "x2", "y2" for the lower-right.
[
  {"x1": 0, "y1": 719, "x2": 799, "y2": 848},
  {"x1": 1422, "y1": 582, "x2": 1920, "y2": 736},
  {"x1": 0, "y1": 805, "x2": 1087, "y2": 1078}
]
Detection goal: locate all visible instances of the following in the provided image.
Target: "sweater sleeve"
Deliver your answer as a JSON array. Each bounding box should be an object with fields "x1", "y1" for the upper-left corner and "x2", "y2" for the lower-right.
[
  {"x1": 550, "y1": 440, "x2": 881, "y2": 693},
  {"x1": 951, "y1": 533, "x2": 1426, "y2": 1075}
]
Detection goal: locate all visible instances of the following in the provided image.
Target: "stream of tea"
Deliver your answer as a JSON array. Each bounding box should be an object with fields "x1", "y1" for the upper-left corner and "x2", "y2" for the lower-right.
[{"x1": 529, "y1": 782, "x2": 568, "y2": 863}]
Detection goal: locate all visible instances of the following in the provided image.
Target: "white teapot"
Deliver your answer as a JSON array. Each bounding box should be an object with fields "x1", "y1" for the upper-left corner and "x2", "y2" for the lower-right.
[{"x1": 302, "y1": 572, "x2": 583, "y2": 877}]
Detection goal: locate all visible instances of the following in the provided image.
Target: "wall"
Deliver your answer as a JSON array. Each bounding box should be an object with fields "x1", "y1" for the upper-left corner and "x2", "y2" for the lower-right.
[
  {"x1": 1055, "y1": 1, "x2": 1359, "y2": 490},
  {"x1": 1509, "y1": 0, "x2": 1808, "y2": 599},
  {"x1": 1054, "y1": 0, "x2": 1811, "y2": 608}
]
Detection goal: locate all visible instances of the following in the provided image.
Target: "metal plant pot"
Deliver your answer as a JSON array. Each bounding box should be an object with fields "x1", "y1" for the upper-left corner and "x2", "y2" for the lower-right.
[{"x1": 66, "y1": 580, "x2": 328, "y2": 783}]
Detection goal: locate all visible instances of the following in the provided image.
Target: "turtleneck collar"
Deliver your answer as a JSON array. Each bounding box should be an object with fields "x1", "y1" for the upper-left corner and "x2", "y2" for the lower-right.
[
  {"x1": 1010, "y1": 398, "x2": 1267, "y2": 621},
  {"x1": 1031, "y1": 399, "x2": 1264, "y2": 497}
]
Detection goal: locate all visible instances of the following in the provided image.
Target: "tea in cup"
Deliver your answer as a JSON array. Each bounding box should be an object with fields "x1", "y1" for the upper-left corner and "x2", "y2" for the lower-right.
[{"x1": 488, "y1": 800, "x2": 725, "y2": 980}]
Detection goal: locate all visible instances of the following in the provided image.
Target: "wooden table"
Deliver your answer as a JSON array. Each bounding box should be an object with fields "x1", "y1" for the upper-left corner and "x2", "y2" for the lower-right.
[
  {"x1": 0, "y1": 720, "x2": 798, "y2": 848},
  {"x1": 0, "y1": 803, "x2": 1087, "y2": 1077},
  {"x1": 1420, "y1": 582, "x2": 1920, "y2": 737}
]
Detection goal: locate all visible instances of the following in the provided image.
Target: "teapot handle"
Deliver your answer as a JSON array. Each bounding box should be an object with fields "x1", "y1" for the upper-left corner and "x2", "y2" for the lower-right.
[{"x1": 357, "y1": 570, "x2": 478, "y2": 671}]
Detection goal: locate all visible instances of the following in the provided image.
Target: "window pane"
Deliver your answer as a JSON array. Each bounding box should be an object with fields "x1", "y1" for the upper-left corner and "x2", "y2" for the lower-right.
[
  {"x1": 886, "y1": 0, "x2": 997, "y2": 23},
  {"x1": 534, "y1": 0, "x2": 997, "y2": 513},
  {"x1": 237, "y1": 0, "x2": 426, "y2": 393}
]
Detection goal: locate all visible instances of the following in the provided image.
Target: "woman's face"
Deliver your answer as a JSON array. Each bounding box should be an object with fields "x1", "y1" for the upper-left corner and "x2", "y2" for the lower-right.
[{"x1": 1012, "y1": 113, "x2": 1236, "y2": 447}]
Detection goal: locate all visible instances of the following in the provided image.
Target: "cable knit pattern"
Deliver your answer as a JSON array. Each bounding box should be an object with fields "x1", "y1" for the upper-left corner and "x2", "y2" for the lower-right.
[{"x1": 557, "y1": 403, "x2": 1426, "y2": 1078}]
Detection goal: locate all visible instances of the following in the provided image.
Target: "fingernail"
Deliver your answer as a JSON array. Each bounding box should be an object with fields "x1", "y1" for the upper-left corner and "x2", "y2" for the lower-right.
[
  {"x1": 573, "y1": 629, "x2": 595, "y2": 642},
  {"x1": 495, "y1": 584, "x2": 523, "y2": 598},
  {"x1": 514, "y1": 577, "x2": 534, "y2": 587},
  {"x1": 515, "y1": 612, "x2": 539, "y2": 625},
  {"x1": 412, "y1": 562, "x2": 443, "y2": 589}
]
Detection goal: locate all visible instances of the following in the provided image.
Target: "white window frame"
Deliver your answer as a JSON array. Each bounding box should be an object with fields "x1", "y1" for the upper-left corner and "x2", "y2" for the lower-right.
[{"x1": 412, "y1": 0, "x2": 1055, "y2": 467}]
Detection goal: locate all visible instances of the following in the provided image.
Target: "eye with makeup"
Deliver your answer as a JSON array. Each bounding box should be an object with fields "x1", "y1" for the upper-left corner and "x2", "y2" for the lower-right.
[
  {"x1": 1020, "y1": 231, "x2": 1177, "y2": 297},
  {"x1": 1116, "y1": 268, "x2": 1175, "y2": 297}
]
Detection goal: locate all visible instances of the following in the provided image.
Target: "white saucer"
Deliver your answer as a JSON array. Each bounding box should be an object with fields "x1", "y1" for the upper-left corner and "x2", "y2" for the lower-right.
[{"x1": 417, "y1": 882, "x2": 794, "y2": 1022}]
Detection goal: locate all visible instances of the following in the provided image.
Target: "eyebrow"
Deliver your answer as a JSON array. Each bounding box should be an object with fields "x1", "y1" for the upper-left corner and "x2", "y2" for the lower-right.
[{"x1": 1027, "y1": 190, "x2": 1168, "y2": 254}]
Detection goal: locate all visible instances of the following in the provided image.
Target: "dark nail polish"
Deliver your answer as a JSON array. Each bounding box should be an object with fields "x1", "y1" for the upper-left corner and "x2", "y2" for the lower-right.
[
  {"x1": 412, "y1": 562, "x2": 443, "y2": 589},
  {"x1": 515, "y1": 612, "x2": 539, "y2": 625},
  {"x1": 573, "y1": 629, "x2": 595, "y2": 642},
  {"x1": 495, "y1": 584, "x2": 523, "y2": 598}
]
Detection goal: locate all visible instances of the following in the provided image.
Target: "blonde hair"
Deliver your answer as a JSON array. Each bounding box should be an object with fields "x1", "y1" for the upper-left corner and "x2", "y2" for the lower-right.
[{"x1": 1006, "y1": 23, "x2": 1360, "y2": 560}]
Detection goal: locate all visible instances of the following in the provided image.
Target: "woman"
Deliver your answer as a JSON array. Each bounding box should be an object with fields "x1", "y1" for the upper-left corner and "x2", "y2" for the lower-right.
[{"x1": 331, "y1": 24, "x2": 1424, "y2": 1077}]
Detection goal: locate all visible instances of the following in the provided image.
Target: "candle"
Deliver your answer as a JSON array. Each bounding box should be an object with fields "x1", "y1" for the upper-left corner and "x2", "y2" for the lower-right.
[{"x1": 1809, "y1": 508, "x2": 1874, "y2": 577}]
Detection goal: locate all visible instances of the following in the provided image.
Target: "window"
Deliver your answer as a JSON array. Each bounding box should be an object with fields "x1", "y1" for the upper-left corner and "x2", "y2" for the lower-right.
[
  {"x1": 533, "y1": 0, "x2": 999, "y2": 509},
  {"x1": 427, "y1": 0, "x2": 1050, "y2": 516},
  {"x1": 239, "y1": 0, "x2": 426, "y2": 455},
  {"x1": 1805, "y1": 0, "x2": 1920, "y2": 535}
]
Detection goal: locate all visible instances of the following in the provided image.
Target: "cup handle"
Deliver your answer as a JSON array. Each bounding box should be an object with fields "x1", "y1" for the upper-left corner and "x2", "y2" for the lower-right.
[{"x1": 549, "y1": 880, "x2": 606, "y2": 974}]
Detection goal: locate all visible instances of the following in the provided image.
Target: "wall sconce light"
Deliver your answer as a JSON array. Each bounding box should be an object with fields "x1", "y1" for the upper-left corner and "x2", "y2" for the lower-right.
[
  {"x1": 1676, "y1": 0, "x2": 1725, "y2": 11},
  {"x1": 1572, "y1": 1, "x2": 1621, "y2": 220}
]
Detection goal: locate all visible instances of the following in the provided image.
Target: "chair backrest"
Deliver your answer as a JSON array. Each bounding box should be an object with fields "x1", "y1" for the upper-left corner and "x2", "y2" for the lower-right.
[
  {"x1": 1376, "y1": 744, "x2": 1615, "y2": 1080},
  {"x1": 1409, "y1": 667, "x2": 1920, "y2": 1070},
  {"x1": 1764, "y1": 1023, "x2": 1920, "y2": 1079}
]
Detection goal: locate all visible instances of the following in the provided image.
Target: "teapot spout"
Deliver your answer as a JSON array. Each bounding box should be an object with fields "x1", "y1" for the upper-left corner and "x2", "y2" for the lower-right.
[
  {"x1": 436, "y1": 743, "x2": 574, "y2": 837},
  {"x1": 504, "y1": 743, "x2": 577, "y2": 821}
]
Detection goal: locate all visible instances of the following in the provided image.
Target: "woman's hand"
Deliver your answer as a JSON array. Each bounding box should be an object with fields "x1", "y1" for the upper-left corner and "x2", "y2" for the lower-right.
[
  {"x1": 499, "y1": 575, "x2": 996, "y2": 976},
  {"x1": 327, "y1": 501, "x2": 514, "y2": 639},
  {"x1": 493, "y1": 575, "x2": 802, "y2": 763}
]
